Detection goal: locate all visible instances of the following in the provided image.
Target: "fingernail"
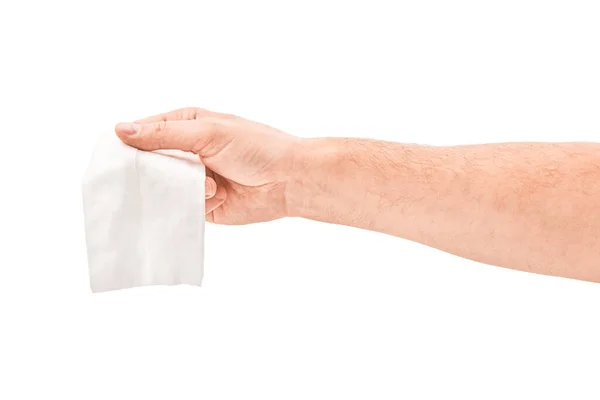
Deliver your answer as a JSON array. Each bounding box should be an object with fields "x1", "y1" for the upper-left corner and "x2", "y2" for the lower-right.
[
  {"x1": 205, "y1": 180, "x2": 215, "y2": 198},
  {"x1": 116, "y1": 122, "x2": 140, "y2": 135}
]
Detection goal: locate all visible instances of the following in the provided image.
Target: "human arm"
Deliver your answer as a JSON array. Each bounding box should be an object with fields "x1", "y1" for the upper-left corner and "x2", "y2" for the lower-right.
[
  {"x1": 116, "y1": 108, "x2": 600, "y2": 282},
  {"x1": 288, "y1": 138, "x2": 600, "y2": 282}
]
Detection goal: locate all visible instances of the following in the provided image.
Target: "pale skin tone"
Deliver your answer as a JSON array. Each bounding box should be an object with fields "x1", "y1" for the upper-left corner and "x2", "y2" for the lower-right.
[{"x1": 115, "y1": 107, "x2": 600, "y2": 283}]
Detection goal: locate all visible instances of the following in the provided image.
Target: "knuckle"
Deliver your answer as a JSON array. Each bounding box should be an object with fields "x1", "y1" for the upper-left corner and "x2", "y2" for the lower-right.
[
  {"x1": 156, "y1": 120, "x2": 168, "y2": 133},
  {"x1": 142, "y1": 120, "x2": 169, "y2": 149},
  {"x1": 181, "y1": 107, "x2": 197, "y2": 120},
  {"x1": 205, "y1": 117, "x2": 223, "y2": 135}
]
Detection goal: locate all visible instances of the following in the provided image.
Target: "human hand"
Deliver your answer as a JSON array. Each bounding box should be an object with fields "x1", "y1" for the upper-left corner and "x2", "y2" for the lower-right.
[{"x1": 115, "y1": 107, "x2": 301, "y2": 224}]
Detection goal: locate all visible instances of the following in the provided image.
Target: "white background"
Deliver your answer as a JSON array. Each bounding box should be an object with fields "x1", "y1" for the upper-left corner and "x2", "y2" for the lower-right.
[{"x1": 1, "y1": 0, "x2": 600, "y2": 398}]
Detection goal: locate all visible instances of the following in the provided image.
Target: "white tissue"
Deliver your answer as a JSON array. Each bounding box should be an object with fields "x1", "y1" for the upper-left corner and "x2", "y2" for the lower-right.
[{"x1": 82, "y1": 133, "x2": 205, "y2": 292}]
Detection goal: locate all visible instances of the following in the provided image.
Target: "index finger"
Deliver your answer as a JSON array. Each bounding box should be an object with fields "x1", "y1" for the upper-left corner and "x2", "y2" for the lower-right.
[{"x1": 134, "y1": 107, "x2": 216, "y2": 124}]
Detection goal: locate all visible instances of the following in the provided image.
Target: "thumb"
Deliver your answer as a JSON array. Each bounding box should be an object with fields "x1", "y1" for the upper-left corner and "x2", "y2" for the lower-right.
[{"x1": 115, "y1": 118, "x2": 227, "y2": 154}]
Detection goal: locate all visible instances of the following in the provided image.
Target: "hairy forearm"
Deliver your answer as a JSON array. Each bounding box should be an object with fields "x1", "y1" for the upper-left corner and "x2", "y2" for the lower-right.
[{"x1": 288, "y1": 138, "x2": 600, "y2": 282}]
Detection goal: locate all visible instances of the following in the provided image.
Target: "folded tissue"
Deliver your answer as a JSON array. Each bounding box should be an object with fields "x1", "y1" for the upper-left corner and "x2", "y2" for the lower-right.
[{"x1": 82, "y1": 132, "x2": 205, "y2": 292}]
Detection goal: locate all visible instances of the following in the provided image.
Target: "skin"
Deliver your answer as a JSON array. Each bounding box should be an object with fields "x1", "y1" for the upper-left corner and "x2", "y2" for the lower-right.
[{"x1": 116, "y1": 107, "x2": 600, "y2": 283}]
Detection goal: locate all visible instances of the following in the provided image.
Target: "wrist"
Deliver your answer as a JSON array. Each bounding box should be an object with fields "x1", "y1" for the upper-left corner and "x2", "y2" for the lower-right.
[
  {"x1": 284, "y1": 137, "x2": 342, "y2": 220},
  {"x1": 283, "y1": 137, "x2": 420, "y2": 236}
]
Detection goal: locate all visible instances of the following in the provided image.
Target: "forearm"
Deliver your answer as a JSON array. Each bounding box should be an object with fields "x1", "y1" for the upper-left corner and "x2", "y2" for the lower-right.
[{"x1": 288, "y1": 138, "x2": 600, "y2": 282}]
